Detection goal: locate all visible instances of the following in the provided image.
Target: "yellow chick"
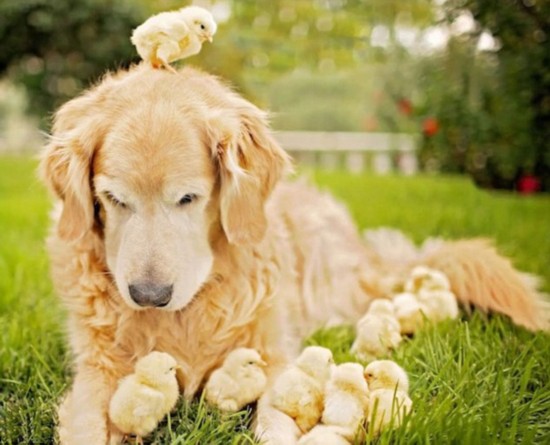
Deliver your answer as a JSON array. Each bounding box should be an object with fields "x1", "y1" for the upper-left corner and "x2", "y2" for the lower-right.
[
  {"x1": 204, "y1": 347, "x2": 267, "y2": 412},
  {"x1": 367, "y1": 299, "x2": 397, "y2": 318},
  {"x1": 367, "y1": 389, "x2": 412, "y2": 435},
  {"x1": 131, "y1": 6, "x2": 217, "y2": 72},
  {"x1": 351, "y1": 301, "x2": 402, "y2": 361},
  {"x1": 298, "y1": 425, "x2": 351, "y2": 445},
  {"x1": 392, "y1": 292, "x2": 429, "y2": 334},
  {"x1": 405, "y1": 265, "x2": 451, "y2": 293},
  {"x1": 270, "y1": 346, "x2": 334, "y2": 433},
  {"x1": 321, "y1": 362, "x2": 369, "y2": 441},
  {"x1": 417, "y1": 288, "x2": 459, "y2": 322},
  {"x1": 364, "y1": 360, "x2": 409, "y2": 393},
  {"x1": 109, "y1": 351, "x2": 180, "y2": 444},
  {"x1": 367, "y1": 300, "x2": 402, "y2": 336}
]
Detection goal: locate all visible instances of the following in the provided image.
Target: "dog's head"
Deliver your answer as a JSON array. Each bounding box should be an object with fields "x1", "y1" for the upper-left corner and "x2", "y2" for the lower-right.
[{"x1": 40, "y1": 66, "x2": 291, "y2": 311}]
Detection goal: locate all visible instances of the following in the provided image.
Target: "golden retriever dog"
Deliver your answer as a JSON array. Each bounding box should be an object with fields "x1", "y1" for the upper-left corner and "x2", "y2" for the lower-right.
[{"x1": 40, "y1": 64, "x2": 549, "y2": 444}]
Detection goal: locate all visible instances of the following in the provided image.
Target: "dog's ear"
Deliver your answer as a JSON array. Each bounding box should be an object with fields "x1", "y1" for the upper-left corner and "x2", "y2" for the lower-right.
[
  {"x1": 40, "y1": 91, "x2": 108, "y2": 241},
  {"x1": 206, "y1": 104, "x2": 292, "y2": 245}
]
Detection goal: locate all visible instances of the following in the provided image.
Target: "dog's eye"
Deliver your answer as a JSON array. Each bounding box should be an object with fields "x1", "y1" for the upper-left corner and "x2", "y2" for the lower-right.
[
  {"x1": 104, "y1": 192, "x2": 127, "y2": 209},
  {"x1": 178, "y1": 193, "x2": 197, "y2": 206}
]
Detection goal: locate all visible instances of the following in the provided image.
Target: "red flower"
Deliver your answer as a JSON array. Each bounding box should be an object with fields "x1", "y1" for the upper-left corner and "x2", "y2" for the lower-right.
[
  {"x1": 423, "y1": 117, "x2": 439, "y2": 137},
  {"x1": 517, "y1": 175, "x2": 541, "y2": 194},
  {"x1": 398, "y1": 98, "x2": 413, "y2": 116}
]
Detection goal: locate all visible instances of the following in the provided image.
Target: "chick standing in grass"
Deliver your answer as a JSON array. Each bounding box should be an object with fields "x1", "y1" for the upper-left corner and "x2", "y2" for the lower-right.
[
  {"x1": 368, "y1": 299, "x2": 399, "y2": 318},
  {"x1": 131, "y1": 6, "x2": 217, "y2": 72},
  {"x1": 109, "y1": 351, "x2": 180, "y2": 444},
  {"x1": 204, "y1": 348, "x2": 267, "y2": 412},
  {"x1": 364, "y1": 360, "x2": 409, "y2": 393},
  {"x1": 351, "y1": 299, "x2": 402, "y2": 361},
  {"x1": 392, "y1": 292, "x2": 429, "y2": 334},
  {"x1": 364, "y1": 360, "x2": 412, "y2": 435},
  {"x1": 418, "y1": 287, "x2": 459, "y2": 322},
  {"x1": 406, "y1": 265, "x2": 459, "y2": 322},
  {"x1": 405, "y1": 265, "x2": 451, "y2": 293},
  {"x1": 367, "y1": 388, "x2": 412, "y2": 435},
  {"x1": 321, "y1": 362, "x2": 369, "y2": 440},
  {"x1": 270, "y1": 346, "x2": 334, "y2": 433}
]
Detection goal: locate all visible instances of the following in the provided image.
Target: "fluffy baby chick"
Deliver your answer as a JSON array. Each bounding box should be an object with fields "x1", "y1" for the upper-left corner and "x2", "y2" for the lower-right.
[
  {"x1": 351, "y1": 301, "x2": 402, "y2": 361},
  {"x1": 405, "y1": 265, "x2": 450, "y2": 293},
  {"x1": 204, "y1": 347, "x2": 267, "y2": 412},
  {"x1": 364, "y1": 360, "x2": 409, "y2": 393},
  {"x1": 270, "y1": 346, "x2": 334, "y2": 433},
  {"x1": 131, "y1": 6, "x2": 217, "y2": 72},
  {"x1": 367, "y1": 299, "x2": 397, "y2": 318},
  {"x1": 392, "y1": 292, "x2": 429, "y2": 334},
  {"x1": 403, "y1": 266, "x2": 458, "y2": 323},
  {"x1": 109, "y1": 351, "x2": 179, "y2": 444},
  {"x1": 298, "y1": 425, "x2": 351, "y2": 445},
  {"x1": 417, "y1": 289, "x2": 459, "y2": 322},
  {"x1": 321, "y1": 362, "x2": 369, "y2": 440},
  {"x1": 367, "y1": 389, "x2": 412, "y2": 435},
  {"x1": 366, "y1": 299, "x2": 401, "y2": 334}
]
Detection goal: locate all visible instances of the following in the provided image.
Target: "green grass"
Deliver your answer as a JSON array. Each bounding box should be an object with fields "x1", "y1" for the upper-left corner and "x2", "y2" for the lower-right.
[{"x1": 1, "y1": 155, "x2": 549, "y2": 444}]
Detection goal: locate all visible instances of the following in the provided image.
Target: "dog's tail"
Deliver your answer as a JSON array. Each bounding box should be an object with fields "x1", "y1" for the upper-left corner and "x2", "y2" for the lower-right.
[
  {"x1": 421, "y1": 239, "x2": 550, "y2": 331},
  {"x1": 420, "y1": 239, "x2": 550, "y2": 331},
  {"x1": 364, "y1": 229, "x2": 550, "y2": 332}
]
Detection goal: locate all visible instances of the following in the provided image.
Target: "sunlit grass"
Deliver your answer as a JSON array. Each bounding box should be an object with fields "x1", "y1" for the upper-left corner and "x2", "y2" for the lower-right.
[{"x1": 1, "y1": 156, "x2": 549, "y2": 444}]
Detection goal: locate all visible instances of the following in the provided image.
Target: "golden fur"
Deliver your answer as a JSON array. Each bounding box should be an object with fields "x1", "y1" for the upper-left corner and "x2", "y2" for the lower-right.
[{"x1": 40, "y1": 64, "x2": 549, "y2": 444}]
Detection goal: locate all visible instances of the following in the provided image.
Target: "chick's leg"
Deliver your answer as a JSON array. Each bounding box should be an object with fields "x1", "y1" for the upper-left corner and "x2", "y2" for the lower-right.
[
  {"x1": 58, "y1": 365, "x2": 118, "y2": 445},
  {"x1": 156, "y1": 41, "x2": 180, "y2": 73}
]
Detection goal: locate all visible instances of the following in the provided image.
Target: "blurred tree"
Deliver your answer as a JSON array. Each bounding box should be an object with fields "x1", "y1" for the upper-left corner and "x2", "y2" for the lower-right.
[
  {"x1": 0, "y1": 0, "x2": 144, "y2": 125},
  {"x1": 126, "y1": 0, "x2": 435, "y2": 101},
  {"x1": 0, "y1": 0, "x2": 437, "y2": 129},
  {"x1": 191, "y1": 0, "x2": 435, "y2": 130},
  {"x1": 442, "y1": 0, "x2": 550, "y2": 189}
]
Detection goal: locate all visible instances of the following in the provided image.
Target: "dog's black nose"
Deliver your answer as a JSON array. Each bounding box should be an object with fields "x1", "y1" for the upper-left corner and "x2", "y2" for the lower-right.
[{"x1": 128, "y1": 283, "x2": 173, "y2": 307}]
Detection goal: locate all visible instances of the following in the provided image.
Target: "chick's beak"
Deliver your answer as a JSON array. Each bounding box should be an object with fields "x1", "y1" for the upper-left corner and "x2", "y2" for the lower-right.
[
  {"x1": 258, "y1": 359, "x2": 267, "y2": 367},
  {"x1": 207, "y1": 34, "x2": 213, "y2": 43}
]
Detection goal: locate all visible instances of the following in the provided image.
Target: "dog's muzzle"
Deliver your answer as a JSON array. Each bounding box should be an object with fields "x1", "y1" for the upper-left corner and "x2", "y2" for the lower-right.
[{"x1": 128, "y1": 282, "x2": 173, "y2": 307}]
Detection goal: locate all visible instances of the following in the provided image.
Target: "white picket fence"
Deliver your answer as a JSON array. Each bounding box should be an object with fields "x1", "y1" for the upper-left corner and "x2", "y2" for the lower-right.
[{"x1": 274, "y1": 131, "x2": 419, "y2": 174}]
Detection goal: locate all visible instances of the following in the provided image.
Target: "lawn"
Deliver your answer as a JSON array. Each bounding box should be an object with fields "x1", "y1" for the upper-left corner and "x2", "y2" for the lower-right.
[{"x1": 0, "y1": 155, "x2": 549, "y2": 444}]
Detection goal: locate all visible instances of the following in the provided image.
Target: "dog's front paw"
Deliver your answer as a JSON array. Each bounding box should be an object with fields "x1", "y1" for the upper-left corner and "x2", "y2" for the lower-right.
[{"x1": 57, "y1": 390, "x2": 107, "y2": 445}]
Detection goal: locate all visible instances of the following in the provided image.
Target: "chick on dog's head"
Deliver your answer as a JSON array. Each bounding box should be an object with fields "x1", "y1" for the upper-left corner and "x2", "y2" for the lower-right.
[
  {"x1": 40, "y1": 66, "x2": 291, "y2": 312},
  {"x1": 180, "y1": 6, "x2": 217, "y2": 43}
]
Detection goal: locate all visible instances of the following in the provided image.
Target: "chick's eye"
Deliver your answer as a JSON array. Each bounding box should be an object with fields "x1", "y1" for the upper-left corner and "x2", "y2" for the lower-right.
[
  {"x1": 200, "y1": 24, "x2": 206, "y2": 30},
  {"x1": 178, "y1": 193, "x2": 197, "y2": 206}
]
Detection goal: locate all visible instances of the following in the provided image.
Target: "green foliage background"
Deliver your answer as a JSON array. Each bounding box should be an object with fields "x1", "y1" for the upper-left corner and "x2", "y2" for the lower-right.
[
  {"x1": 0, "y1": 0, "x2": 143, "y2": 124},
  {"x1": 0, "y1": 0, "x2": 548, "y2": 188}
]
